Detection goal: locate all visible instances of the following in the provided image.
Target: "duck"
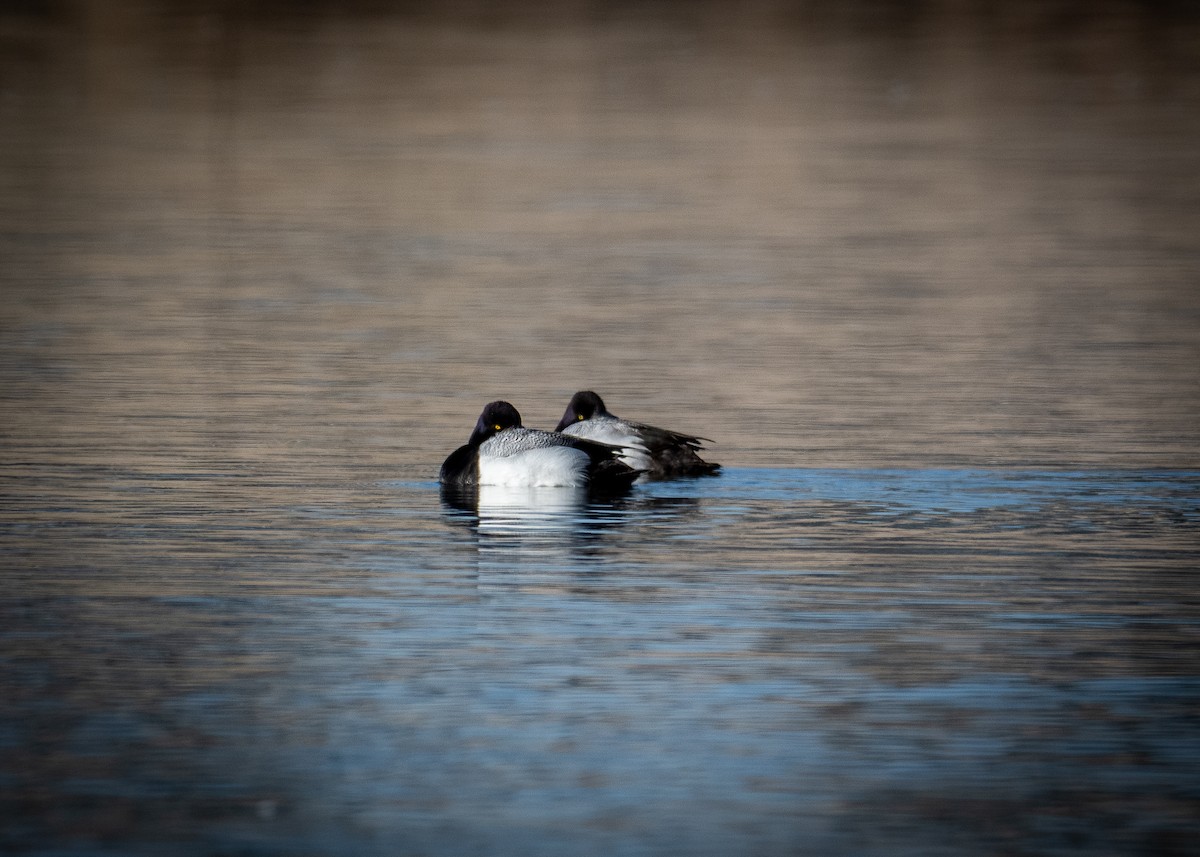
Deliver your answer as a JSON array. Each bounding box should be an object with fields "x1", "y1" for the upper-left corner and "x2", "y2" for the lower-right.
[
  {"x1": 440, "y1": 400, "x2": 643, "y2": 492},
  {"x1": 554, "y1": 390, "x2": 720, "y2": 479}
]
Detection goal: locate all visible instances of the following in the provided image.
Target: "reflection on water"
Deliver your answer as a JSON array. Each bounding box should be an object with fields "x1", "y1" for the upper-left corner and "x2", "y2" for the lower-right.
[
  {"x1": 443, "y1": 483, "x2": 590, "y2": 529},
  {"x1": 3, "y1": 0, "x2": 1200, "y2": 854},
  {"x1": 441, "y1": 483, "x2": 704, "y2": 585},
  {"x1": 443, "y1": 483, "x2": 595, "y2": 572}
]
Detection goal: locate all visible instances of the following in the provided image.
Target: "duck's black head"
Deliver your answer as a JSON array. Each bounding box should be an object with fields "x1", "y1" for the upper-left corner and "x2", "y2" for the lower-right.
[
  {"x1": 554, "y1": 390, "x2": 609, "y2": 432},
  {"x1": 469, "y1": 400, "x2": 523, "y2": 446}
]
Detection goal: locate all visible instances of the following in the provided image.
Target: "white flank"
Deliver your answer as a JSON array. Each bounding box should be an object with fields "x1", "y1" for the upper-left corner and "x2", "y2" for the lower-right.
[
  {"x1": 562, "y1": 421, "x2": 652, "y2": 472},
  {"x1": 478, "y1": 444, "x2": 590, "y2": 487}
]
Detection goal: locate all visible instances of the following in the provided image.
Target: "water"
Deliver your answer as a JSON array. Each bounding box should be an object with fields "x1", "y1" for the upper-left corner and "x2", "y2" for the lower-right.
[
  {"x1": 3, "y1": 1, "x2": 1200, "y2": 855},
  {"x1": 3, "y1": 467, "x2": 1198, "y2": 854}
]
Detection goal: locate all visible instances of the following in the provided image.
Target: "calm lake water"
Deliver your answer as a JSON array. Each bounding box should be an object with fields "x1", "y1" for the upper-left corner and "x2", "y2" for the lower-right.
[{"x1": 3, "y1": 1, "x2": 1200, "y2": 855}]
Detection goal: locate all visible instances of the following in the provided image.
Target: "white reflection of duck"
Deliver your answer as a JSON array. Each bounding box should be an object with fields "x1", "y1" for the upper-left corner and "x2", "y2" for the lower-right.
[{"x1": 474, "y1": 483, "x2": 587, "y2": 535}]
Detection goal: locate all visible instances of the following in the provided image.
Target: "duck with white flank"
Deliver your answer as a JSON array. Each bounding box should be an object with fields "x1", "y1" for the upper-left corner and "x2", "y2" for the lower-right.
[
  {"x1": 554, "y1": 391, "x2": 720, "y2": 479},
  {"x1": 440, "y1": 400, "x2": 643, "y2": 492}
]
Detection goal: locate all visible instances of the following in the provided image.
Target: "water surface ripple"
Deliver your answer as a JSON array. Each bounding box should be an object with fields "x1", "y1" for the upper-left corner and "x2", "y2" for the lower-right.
[{"x1": 2, "y1": 468, "x2": 1197, "y2": 855}]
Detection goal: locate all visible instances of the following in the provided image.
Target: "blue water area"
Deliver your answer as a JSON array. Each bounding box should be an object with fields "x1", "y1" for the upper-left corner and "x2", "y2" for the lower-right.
[
  {"x1": 1, "y1": 468, "x2": 1198, "y2": 856},
  {"x1": 647, "y1": 466, "x2": 1200, "y2": 513}
]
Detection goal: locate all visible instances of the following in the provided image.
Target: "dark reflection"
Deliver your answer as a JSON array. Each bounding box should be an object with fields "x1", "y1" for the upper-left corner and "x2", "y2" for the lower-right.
[{"x1": 439, "y1": 482, "x2": 484, "y2": 519}]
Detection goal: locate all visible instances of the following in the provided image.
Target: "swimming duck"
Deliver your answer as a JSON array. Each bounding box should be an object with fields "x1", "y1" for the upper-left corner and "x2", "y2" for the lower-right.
[
  {"x1": 440, "y1": 400, "x2": 643, "y2": 491},
  {"x1": 554, "y1": 391, "x2": 720, "y2": 479}
]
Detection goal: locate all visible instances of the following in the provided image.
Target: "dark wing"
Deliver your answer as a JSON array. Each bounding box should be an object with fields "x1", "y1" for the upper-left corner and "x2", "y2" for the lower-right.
[
  {"x1": 626, "y1": 420, "x2": 721, "y2": 478},
  {"x1": 439, "y1": 444, "x2": 479, "y2": 486},
  {"x1": 629, "y1": 421, "x2": 711, "y2": 451},
  {"x1": 557, "y1": 434, "x2": 644, "y2": 492}
]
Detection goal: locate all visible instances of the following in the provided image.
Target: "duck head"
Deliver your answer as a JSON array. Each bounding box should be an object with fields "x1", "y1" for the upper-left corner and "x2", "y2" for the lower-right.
[
  {"x1": 469, "y1": 400, "x2": 523, "y2": 446},
  {"x1": 554, "y1": 390, "x2": 608, "y2": 431}
]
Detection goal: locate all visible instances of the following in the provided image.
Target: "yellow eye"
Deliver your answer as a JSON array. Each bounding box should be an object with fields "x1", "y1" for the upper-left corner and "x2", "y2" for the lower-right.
[
  {"x1": 577, "y1": 414, "x2": 584, "y2": 420},
  {"x1": 493, "y1": 424, "x2": 503, "y2": 431}
]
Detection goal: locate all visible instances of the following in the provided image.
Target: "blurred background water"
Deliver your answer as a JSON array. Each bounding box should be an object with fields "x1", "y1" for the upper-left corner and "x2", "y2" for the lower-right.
[{"x1": 2, "y1": 1, "x2": 1199, "y2": 855}]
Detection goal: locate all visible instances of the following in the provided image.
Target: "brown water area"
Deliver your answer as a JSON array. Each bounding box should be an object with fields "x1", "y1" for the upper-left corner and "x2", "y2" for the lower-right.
[
  {"x1": 2, "y1": 2, "x2": 1200, "y2": 855},
  {"x1": 3, "y1": 0, "x2": 1198, "y2": 472}
]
